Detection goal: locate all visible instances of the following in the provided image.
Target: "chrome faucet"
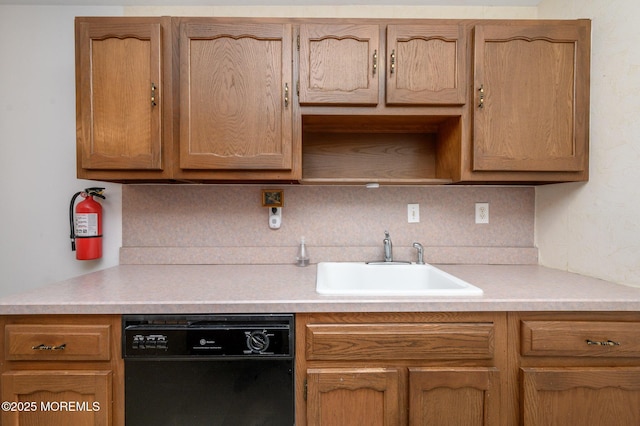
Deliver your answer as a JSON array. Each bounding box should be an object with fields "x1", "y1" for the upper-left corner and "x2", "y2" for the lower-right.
[
  {"x1": 413, "y1": 242, "x2": 425, "y2": 265},
  {"x1": 383, "y1": 231, "x2": 393, "y2": 262}
]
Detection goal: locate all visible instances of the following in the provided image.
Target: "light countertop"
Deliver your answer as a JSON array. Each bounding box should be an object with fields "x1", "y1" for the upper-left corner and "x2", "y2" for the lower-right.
[{"x1": 1, "y1": 264, "x2": 640, "y2": 315}]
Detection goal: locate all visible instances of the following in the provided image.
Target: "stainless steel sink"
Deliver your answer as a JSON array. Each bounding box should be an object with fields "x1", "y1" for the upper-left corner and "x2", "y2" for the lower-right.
[{"x1": 316, "y1": 262, "x2": 483, "y2": 296}]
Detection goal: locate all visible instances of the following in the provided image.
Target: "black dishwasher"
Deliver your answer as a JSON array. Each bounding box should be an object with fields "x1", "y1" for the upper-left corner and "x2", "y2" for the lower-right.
[{"x1": 122, "y1": 314, "x2": 294, "y2": 426}]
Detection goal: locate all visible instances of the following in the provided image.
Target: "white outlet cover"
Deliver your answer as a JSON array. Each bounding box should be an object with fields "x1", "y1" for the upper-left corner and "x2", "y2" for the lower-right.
[
  {"x1": 408, "y1": 204, "x2": 420, "y2": 223},
  {"x1": 475, "y1": 203, "x2": 489, "y2": 224}
]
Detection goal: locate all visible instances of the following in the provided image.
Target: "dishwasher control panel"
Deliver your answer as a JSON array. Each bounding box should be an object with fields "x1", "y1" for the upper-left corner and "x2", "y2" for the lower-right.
[{"x1": 122, "y1": 314, "x2": 293, "y2": 359}]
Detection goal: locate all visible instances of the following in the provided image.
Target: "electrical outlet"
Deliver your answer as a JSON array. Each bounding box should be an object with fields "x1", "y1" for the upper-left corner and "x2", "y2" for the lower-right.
[
  {"x1": 475, "y1": 203, "x2": 489, "y2": 224},
  {"x1": 407, "y1": 204, "x2": 420, "y2": 223}
]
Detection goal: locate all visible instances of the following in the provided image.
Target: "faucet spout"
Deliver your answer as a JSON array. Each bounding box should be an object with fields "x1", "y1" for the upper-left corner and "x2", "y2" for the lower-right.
[
  {"x1": 383, "y1": 231, "x2": 393, "y2": 262},
  {"x1": 413, "y1": 242, "x2": 425, "y2": 265},
  {"x1": 366, "y1": 230, "x2": 411, "y2": 265}
]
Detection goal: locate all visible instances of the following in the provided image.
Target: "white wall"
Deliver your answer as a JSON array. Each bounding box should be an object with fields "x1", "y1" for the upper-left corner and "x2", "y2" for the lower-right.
[
  {"x1": 535, "y1": 0, "x2": 640, "y2": 287},
  {"x1": 0, "y1": 6, "x2": 124, "y2": 297}
]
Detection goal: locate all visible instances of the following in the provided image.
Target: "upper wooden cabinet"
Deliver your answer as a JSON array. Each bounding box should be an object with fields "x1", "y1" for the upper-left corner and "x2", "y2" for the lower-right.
[
  {"x1": 74, "y1": 17, "x2": 590, "y2": 184},
  {"x1": 177, "y1": 20, "x2": 297, "y2": 180},
  {"x1": 76, "y1": 17, "x2": 171, "y2": 180},
  {"x1": 298, "y1": 23, "x2": 466, "y2": 106},
  {"x1": 386, "y1": 24, "x2": 466, "y2": 105},
  {"x1": 299, "y1": 24, "x2": 379, "y2": 105},
  {"x1": 472, "y1": 22, "x2": 590, "y2": 177}
]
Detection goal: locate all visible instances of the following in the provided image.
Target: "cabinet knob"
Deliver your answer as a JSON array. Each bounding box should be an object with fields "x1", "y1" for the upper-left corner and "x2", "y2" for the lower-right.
[
  {"x1": 284, "y1": 83, "x2": 289, "y2": 108},
  {"x1": 390, "y1": 49, "x2": 396, "y2": 74},
  {"x1": 151, "y1": 83, "x2": 157, "y2": 108},
  {"x1": 372, "y1": 49, "x2": 378, "y2": 76}
]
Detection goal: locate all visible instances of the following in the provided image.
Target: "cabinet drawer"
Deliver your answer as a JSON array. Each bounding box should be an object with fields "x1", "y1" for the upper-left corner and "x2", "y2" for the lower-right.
[
  {"x1": 521, "y1": 321, "x2": 640, "y2": 357},
  {"x1": 306, "y1": 322, "x2": 494, "y2": 361},
  {"x1": 5, "y1": 324, "x2": 111, "y2": 361}
]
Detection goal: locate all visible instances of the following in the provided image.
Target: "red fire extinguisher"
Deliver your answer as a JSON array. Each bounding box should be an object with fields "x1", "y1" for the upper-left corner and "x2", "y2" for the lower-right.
[{"x1": 69, "y1": 187, "x2": 105, "y2": 260}]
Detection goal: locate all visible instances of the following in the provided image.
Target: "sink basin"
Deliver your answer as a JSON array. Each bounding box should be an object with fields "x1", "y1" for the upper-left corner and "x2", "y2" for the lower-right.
[{"x1": 316, "y1": 262, "x2": 483, "y2": 296}]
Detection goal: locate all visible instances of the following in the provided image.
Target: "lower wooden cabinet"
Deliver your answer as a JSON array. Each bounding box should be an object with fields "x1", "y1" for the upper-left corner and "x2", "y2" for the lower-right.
[
  {"x1": 409, "y1": 367, "x2": 500, "y2": 426},
  {"x1": 521, "y1": 367, "x2": 640, "y2": 426},
  {"x1": 299, "y1": 311, "x2": 640, "y2": 426},
  {"x1": 2, "y1": 311, "x2": 638, "y2": 425},
  {"x1": 0, "y1": 315, "x2": 123, "y2": 426},
  {"x1": 297, "y1": 312, "x2": 506, "y2": 426},
  {"x1": 307, "y1": 367, "x2": 402, "y2": 426},
  {"x1": 306, "y1": 366, "x2": 500, "y2": 426},
  {"x1": 2, "y1": 370, "x2": 112, "y2": 425},
  {"x1": 512, "y1": 312, "x2": 640, "y2": 426}
]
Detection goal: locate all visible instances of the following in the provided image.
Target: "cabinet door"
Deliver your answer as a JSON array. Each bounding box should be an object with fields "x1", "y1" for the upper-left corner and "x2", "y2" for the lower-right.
[
  {"x1": 409, "y1": 368, "x2": 500, "y2": 426},
  {"x1": 76, "y1": 20, "x2": 163, "y2": 172},
  {"x1": 307, "y1": 368, "x2": 402, "y2": 426},
  {"x1": 386, "y1": 25, "x2": 466, "y2": 105},
  {"x1": 521, "y1": 367, "x2": 640, "y2": 426},
  {"x1": 299, "y1": 24, "x2": 380, "y2": 105},
  {"x1": 1, "y1": 370, "x2": 112, "y2": 426},
  {"x1": 473, "y1": 22, "x2": 590, "y2": 172},
  {"x1": 179, "y1": 22, "x2": 293, "y2": 171}
]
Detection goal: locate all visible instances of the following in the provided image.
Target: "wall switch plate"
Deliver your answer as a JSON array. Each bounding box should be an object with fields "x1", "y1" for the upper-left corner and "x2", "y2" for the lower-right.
[
  {"x1": 475, "y1": 202, "x2": 489, "y2": 224},
  {"x1": 269, "y1": 207, "x2": 282, "y2": 229},
  {"x1": 408, "y1": 204, "x2": 420, "y2": 223}
]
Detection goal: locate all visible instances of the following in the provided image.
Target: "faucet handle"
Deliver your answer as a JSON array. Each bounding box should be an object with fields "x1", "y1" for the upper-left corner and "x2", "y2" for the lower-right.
[
  {"x1": 384, "y1": 230, "x2": 390, "y2": 239},
  {"x1": 412, "y1": 242, "x2": 425, "y2": 265}
]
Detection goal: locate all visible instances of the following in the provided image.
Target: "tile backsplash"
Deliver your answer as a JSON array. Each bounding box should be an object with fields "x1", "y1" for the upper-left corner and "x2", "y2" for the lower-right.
[{"x1": 120, "y1": 184, "x2": 536, "y2": 265}]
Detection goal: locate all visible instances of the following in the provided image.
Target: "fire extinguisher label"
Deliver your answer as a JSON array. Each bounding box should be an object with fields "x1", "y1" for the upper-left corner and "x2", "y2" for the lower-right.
[{"x1": 75, "y1": 213, "x2": 98, "y2": 237}]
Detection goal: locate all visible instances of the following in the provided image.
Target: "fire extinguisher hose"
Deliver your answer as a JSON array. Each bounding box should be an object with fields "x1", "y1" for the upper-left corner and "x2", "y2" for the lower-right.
[{"x1": 69, "y1": 187, "x2": 105, "y2": 252}]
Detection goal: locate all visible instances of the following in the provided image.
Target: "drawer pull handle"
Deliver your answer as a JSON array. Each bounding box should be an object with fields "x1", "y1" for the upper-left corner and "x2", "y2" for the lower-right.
[
  {"x1": 31, "y1": 343, "x2": 66, "y2": 351},
  {"x1": 586, "y1": 339, "x2": 620, "y2": 346}
]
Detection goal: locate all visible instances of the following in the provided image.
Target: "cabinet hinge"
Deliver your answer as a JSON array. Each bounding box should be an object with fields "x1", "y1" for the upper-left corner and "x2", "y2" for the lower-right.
[
  {"x1": 297, "y1": 34, "x2": 300, "y2": 51},
  {"x1": 303, "y1": 378, "x2": 307, "y2": 401},
  {"x1": 296, "y1": 80, "x2": 300, "y2": 97}
]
